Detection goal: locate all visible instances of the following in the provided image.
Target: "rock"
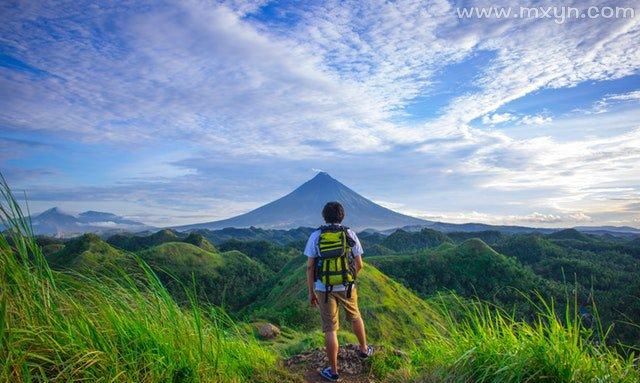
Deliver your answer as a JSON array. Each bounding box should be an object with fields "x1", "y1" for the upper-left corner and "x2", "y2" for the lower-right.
[{"x1": 257, "y1": 323, "x2": 281, "y2": 339}]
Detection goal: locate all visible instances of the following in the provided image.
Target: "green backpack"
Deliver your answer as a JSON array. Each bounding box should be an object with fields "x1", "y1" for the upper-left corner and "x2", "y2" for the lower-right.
[{"x1": 315, "y1": 224, "x2": 356, "y2": 302}]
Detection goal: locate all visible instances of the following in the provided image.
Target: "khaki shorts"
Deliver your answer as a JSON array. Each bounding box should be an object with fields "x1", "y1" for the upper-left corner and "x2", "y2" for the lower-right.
[{"x1": 316, "y1": 287, "x2": 361, "y2": 332}]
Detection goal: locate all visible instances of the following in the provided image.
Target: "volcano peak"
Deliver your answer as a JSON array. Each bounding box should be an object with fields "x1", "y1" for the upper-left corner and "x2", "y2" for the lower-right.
[{"x1": 176, "y1": 173, "x2": 429, "y2": 231}]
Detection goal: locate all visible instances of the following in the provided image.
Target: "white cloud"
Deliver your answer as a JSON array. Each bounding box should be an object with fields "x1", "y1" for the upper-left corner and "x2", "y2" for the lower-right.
[
  {"x1": 405, "y1": 209, "x2": 590, "y2": 226},
  {"x1": 482, "y1": 113, "x2": 514, "y2": 125},
  {"x1": 567, "y1": 212, "x2": 593, "y2": 222},
  {"x1": 2, "y1": 0, "x2": 639, "y2": 154},
  {"x1": 590, "y1": 90, "x2": 640, "y2": 114},
  {"x1": 606, "y1": 90, "x2": 640, "y2": 102},
  {"x1": 520, "y1": 114, "x2": 553, "y2": 125},
  {"x1": 481, "y1": 112, "x2": 552, "y2": 126}
]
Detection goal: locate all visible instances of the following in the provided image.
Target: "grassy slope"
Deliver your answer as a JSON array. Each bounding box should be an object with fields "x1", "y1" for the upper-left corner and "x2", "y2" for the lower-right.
[
  {"x1": 373, "y1": 296, "x2": 640, "y2": 383},
  {"x1": 139, "y1": 242, "x2": 273, "y2": 310},
  {"x1": 380, "y1": 228, "x2": 452, "y2": 253},
  {"x1": 46, "y1": 233, "x2": 133, "y2": 272},
  {"x1": 46, "y1": 236, "x2": 274, "y2": 311},
  {"x1": 107, "y1": 229, "x2": 220, "y2": 254},
  {"x1": 369, "y1": 239, "x2": 562, "y2": 317},
  {"x1": 0, "y1": 195, "x2": 297, "y2": 383},
  {"x1": 218, "y1": 239, "x2": 296, "y2": 272},
  {"x1": 248, "y1": 255, "x2": 442, "y2": 347},
  {"x1": 495, "y1": 233, "x2": 640, "y2": 345}
]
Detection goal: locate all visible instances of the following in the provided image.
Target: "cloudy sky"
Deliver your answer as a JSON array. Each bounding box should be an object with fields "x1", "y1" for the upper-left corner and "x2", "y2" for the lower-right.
[{"x1": 1, "y1": 0, "x2": 639, "y2": 227}]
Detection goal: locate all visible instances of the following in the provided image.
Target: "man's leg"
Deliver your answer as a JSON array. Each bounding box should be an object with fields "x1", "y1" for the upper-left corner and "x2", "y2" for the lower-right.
[
  {"x1": 317, "y1": 291, "x2": 340, "y2": 374},
  {"x1": 351, "y1": 317, "x2": 368, "y2": 353},
  {"x1": 340, "y1": 288, "x2": 369, "y2": 353},
  {"x1": 325, "y1": 330, "x2": 339, "y2": 373}
]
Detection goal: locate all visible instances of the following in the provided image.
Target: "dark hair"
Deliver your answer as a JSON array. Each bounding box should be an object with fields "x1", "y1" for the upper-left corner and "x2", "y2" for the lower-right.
[{"x1": 322, "y1": 202, "x2": 345, "y2": 223}]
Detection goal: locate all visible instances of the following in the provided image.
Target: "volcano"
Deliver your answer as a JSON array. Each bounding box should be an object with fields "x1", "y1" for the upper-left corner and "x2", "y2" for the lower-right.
[{"x1": 177, "y1": 172, "x2": 429, "y2": 231}]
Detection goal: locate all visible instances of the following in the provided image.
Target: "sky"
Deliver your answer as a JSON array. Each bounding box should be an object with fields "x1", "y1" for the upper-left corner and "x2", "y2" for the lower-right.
[{"x1": 1, "y1": 0, "x2": 639, "y2": 228}]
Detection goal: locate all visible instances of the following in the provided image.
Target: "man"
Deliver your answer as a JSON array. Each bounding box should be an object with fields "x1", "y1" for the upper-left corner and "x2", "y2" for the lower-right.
[{"x1": 304, "y1": 201, "x2": 373, "y2": 382}]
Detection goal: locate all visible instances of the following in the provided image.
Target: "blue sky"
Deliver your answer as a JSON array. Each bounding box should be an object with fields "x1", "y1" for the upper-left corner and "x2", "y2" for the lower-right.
[{"x1": 1, "y1": 0, "x2": 639, "y2": 227}]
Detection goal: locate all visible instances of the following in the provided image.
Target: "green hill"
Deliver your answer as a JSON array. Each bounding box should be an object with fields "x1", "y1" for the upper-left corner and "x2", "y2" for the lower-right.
[
  {"x1": 248, "y1": 256, "x2": 442, "y2": 346},
  {"x1": 381, "y1": 228, "x2": 452, "y2": 253},
  {"x1": 447, "y1": 230, "x2": 505, "y2": 245},
  {"x1": 357, "y1": 231, "x2": 386, "y2": 245},
  {"x1": 218, "y1": 239, "x2": 295, "y2": 272},
  {"x1": 47, "y1": 235, "x2": 272, "y2": 311},
  {"x1": 362, "y1": 243, "x2": 394, "y2": 256},
  {"x1": 369, "y1": 239, "x2": 560, "y2": 314},
  {"x1": 493, "y1": 234, "x2": 565, "y2": 264},
  {"x1": 182, "y1": 232, "x2": 218, "y2": 252},
  {"x1": 547, "y1": 228, "x2": 592, "y2": 242},
  {"x1": 139, "y1": 242, "x2": 272, "y2": 309},
  {"x1": 107, "y1": 229, "x2": 185, "y2": 251},
  {"x1": 46, "y1": 233, "x2": 131, "y2": 272},
  {"x1": 193, "y1": 227, "x2": 315, "y2": 245}
]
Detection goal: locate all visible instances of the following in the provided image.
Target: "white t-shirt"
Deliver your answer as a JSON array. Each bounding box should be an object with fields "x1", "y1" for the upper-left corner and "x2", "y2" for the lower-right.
[{"x1": 304, "y1": 226, "x2": 364, "y2": 292}]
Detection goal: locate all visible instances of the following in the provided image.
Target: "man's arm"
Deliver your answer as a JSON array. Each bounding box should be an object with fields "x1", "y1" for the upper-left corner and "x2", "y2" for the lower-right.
[
  {"x1": 348, "y1": 229, "x2": 364, "y2": 276},
  {"x1": 353, "y1": 255, "x2": 363, "y2": 276},
  {"x1": 306, "y1": 257, "x2": 318, "y2": 306}
]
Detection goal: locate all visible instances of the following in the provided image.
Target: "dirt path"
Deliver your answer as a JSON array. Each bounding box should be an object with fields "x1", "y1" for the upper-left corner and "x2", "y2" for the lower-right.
[{"x1": 285, "y1": 344, "x2": 379, "y2": 383}]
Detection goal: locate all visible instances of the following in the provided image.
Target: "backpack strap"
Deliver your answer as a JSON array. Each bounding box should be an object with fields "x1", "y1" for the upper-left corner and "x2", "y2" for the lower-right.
[
  {"x1": 346, "y1": 282, "x2": 353, "y2": 299},
  {"x1": 340, "y1": 251, "x2": 348, "y2": 285},
  {"x1": 343, "y1": 227, "x2": 356, "y2": 248},
  {"x1": 325, "y1": 284, "x2": 333, "y2": 303}
]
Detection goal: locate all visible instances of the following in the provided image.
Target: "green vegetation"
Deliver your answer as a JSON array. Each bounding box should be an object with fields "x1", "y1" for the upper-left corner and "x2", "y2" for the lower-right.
[
  {"x1": 447, "y1": 230, "x2": 505, "y2": 245},
  {"x1": 379, "y1": 228, "x2": 452, "y2": 253},
  {"x1": 193, "y1": 227, "x2": 314, "y2": 246},
  {"x1": 0, "y1": 177, "x2": 297, "y2": 382},
  {"x1": 139, "y1": 242, "x2": 273, "y2": 309},
  {"x1": 364, "y1": 228, "x2": 640, "y2": 347},
  {"x1": 48, "y1": 234, "x2": 274, "y2": 311},
  {"x1": 106, "y1": 229, "x2": 218, "y2": 253},
  {"x1": 46, "y1": 233, "x2": 132, "y2": 272},
  {"x1": 248, "y1": 255, "x2": 452, "y2": 347},
  {"x1": 494, "y1": 233, "x2": 640, "y2": 344},
  {"x1": 218, "y1": 239, "x2": 296, "y2": 272},
  {"x1": 372, "y1": 296, "x2": 639, "y2": 383},
  {"x1": 2, "y1": 174, "x2": 639, "y2": 382},
  {"x1": 184, "y1": 232, "x2": 218, "y2": 253},
  {"x1": 369, "y1": 239, "x2": 564, "y2": 317}
]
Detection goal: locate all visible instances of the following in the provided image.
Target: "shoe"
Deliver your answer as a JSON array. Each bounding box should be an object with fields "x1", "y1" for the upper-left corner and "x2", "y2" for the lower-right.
[
  {"x1": 358, "y1": 345, "x2": 374, "y2": 358},
  {"x1": 320, "y1": 367, "x2": 340, "y2": 382}
]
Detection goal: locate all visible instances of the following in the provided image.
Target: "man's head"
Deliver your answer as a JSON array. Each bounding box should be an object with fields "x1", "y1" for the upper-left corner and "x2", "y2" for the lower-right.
[{"x1": 322, "y1": 201, "x2": 345, "y2": 224}]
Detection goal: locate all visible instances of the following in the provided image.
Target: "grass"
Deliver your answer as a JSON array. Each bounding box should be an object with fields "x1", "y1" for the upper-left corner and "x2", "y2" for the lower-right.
[
  {"x1": 0, "y1": 175, "x2": 297, "y2": 383},
  {"x1": 372, "y1": 294, "x2": 640, "y2": 382}
]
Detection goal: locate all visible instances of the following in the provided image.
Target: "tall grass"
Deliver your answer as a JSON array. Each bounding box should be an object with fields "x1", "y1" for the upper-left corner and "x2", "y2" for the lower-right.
[
  {"x1": 0, "y1": 175, "x2": 296, "y2": 383},
  {"x1": 373, "y1": 294, "x2": 639, "y2": 382}
]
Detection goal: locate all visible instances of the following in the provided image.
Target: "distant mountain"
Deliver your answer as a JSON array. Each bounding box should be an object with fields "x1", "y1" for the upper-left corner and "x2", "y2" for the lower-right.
[
  {"x1": 385, "y1": 222, "x2": 639, "y2": 237},
  {"x1": 30, "y1": 207, "x2": 152, "y2": 237},
  {"x1": 574, "y1": 225, "x2": 640, "y2": 238},
  {"x1": 176, "y1": 172, "x2": 430, "y2": 231},
  {"x1": 385, "y1": 222, "x2": 557, "y2": 235}
]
